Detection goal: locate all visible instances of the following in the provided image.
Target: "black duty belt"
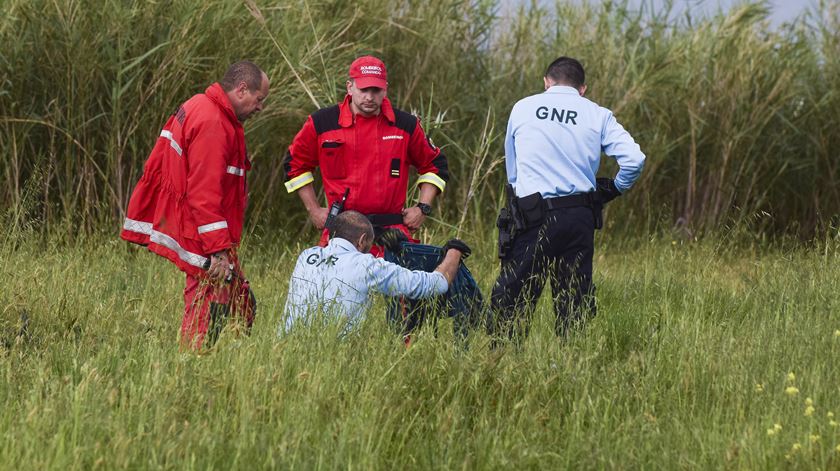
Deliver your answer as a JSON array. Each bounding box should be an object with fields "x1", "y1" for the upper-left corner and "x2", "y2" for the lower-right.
[
  {"x1": 366, "y1": 213, "x2": 404, "y2": 227},
  {"x1": 543, "y1": 193, "x2": 594, "y2": 210}
]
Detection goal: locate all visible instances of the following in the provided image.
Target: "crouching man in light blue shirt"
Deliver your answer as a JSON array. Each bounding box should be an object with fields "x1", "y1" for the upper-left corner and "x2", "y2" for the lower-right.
[{"x1": 280, "y1": 211, "x2": 467, "y2": 336}]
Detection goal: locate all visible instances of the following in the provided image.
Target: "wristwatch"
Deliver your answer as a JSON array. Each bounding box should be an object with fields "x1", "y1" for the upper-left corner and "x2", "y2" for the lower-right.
[{"x1": 416, "y1": 202, "x2": 433, "y2": 216}]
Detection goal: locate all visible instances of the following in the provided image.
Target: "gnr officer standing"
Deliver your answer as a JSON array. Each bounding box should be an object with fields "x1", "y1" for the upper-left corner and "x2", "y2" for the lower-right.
[{"x1": 489, "y1": 56, "x2": 646, "y2": 342}]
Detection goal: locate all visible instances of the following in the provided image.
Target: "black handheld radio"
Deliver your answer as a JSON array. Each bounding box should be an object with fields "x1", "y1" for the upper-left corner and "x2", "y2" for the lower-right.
[{"x1": 325, "y1": 188, "x2": 350, "y2": 232}]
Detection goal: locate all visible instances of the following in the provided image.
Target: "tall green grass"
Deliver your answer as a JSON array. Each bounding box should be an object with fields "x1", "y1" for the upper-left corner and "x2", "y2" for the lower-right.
[
  {"x1": 1, "y1": 229, "x2": 839, "y2": 469},
  {"x1": 0, "y1": 0, "x2": 838, "y2": 237}
]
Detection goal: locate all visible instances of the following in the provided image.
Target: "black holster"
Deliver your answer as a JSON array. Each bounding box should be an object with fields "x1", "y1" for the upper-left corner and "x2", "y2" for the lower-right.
[
  {"x1": 592, "y1": 178, "x2": 622, "y2": 230},
  {"x1": 592, "y1": 201, "x2": 604, "y2": 230},
  {"x1": 497, "y1": 184, "x2": 529, "y2": 259},
  {"x1": 496, "y1": 207, "x2": 514, "y2": 259},
  {"x1": 516, "y1": 192, "x2": 545, "y2": 229}
]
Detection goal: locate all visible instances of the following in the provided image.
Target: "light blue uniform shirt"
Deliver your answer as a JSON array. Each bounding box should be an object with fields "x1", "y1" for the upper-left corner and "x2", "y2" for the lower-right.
[
  {"x1": 505, "y1": 85, "x2": 646, "y2": 197},
  {"x1": 281, "y1": 237, "x2": 448, "y2": 335}
]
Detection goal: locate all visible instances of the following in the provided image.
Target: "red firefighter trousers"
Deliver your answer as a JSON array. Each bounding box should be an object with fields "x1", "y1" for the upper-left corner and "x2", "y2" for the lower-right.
[{"x1": 182, "y1": 270, "x2": 255, "y2": 349}]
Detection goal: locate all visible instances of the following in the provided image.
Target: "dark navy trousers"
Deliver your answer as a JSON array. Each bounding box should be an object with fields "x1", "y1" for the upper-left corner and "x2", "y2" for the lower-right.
[{"x1": 489, "y1": 206, "x2": 596, "y2": 340}]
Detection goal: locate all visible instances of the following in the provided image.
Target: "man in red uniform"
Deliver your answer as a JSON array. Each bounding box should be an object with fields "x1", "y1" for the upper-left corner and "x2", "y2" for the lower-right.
[
  {"x1": 121, "y1": 61, "x2": 270, "y2": 349},
  {"x1": 283, "y1": 56, "x2": 449, "y2": 256}
]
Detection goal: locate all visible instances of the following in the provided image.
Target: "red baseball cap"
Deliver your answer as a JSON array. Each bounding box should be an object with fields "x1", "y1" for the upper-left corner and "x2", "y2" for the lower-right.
[{"x1": 348, "y1": 56, "x2": 388, "y2": 89}]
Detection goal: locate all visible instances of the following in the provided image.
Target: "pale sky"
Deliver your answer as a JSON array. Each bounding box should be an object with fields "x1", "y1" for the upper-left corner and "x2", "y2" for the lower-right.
[
  {"x1": 635, "y1": 0, "x2": 815, "y2": 27},
  {"x1": 509, "y1": 0, "x2": 817, "y2": 28}
]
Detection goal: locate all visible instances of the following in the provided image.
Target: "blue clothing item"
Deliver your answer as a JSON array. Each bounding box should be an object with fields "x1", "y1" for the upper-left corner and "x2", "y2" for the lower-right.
[
  {"x1": 384, "y1": 242, "x2": 484, "y2": 339},
  {"x1": 281, "y1": 237, "x2": 448, "y2": 335},
  {"x1": 505, "y1": 85, "x2": 646, "y2": 196}
]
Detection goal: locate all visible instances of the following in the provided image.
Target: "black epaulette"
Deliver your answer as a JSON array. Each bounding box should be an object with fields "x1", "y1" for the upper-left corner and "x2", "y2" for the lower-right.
[
  {"x1": 310, "y1": 105, "x2": 341, "y2": 135},
  {"x1": 393, "y1": 108, "x2": 417, "y2": 136}
]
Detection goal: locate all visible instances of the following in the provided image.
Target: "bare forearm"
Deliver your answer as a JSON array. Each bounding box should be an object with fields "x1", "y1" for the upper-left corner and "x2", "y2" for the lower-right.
[
  {"x1": 297, "y1": 184, "x2": 328, "y2": 230},
  {"x1": 418, "y1": 183, "x2": 439, "y2": 205},
  {"x1": 403, "y1": 183, "x2": 440, "y2": 231},
  {"x1": 297, "y1": 184, "x2": 320, "y2": 211},
  {"x1": 434, "y1": 250, "x2": 462, "y2": 286}
]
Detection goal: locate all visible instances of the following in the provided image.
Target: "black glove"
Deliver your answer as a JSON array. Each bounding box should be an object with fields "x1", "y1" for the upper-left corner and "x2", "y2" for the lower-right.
[
  {"x1": 442, "y1": 238, "x2": 471, "y2": 259},
  {"x1": 595, "y1": 177, "x2": 622, "y2": 204},
  {"x1": 375, "y1": 228, "x2": 408, "y2": 253}
]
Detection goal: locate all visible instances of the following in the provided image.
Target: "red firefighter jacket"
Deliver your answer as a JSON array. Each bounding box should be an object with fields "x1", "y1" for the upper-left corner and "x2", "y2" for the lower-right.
[
  {"x1": 283, "y1": 95, "x2": 448, "y2": 221},
  {"x1": 120, "y1": 83, "x2": 249, "y2": 277}
]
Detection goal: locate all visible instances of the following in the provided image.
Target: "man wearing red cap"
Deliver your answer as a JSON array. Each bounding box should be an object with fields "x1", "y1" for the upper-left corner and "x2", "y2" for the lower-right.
[{"x1": 283, "y1": 56, "x2": 449, "y2": 256}]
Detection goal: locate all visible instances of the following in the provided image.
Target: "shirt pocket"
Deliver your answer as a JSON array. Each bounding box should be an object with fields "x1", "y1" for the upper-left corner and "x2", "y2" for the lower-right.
[{"x1": 320, "y1": 140, "x2": 346, "y2": 179}]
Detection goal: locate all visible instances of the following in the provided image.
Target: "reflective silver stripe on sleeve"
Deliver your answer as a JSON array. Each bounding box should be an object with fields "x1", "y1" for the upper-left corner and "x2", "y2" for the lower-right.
[
  {"x1": 226, "y1": 166, "x2": 245, "y2": 176},
  {"x1": 150, "y1": 231, "x2": 208, "y2": 269},
  {"x1": 417, "y1": 172, "x2": 447, "y2": 192},
  {"x1": 197, "y1": 220, "x2": 228, "y2": 234},
  {"x1": 159, "y1": 130, "x2": 183, "y2": 156},
  {"x1": 284, "y1": 172, "x2": 315, "y2": 193},
  {"x1": 122, "y1": 218, "x2": 153, "y2": 235}
]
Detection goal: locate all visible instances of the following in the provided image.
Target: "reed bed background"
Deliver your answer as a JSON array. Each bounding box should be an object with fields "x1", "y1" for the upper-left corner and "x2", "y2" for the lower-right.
[{"x1": 1, "y1": 0, "x2": 838, "y2": 239}]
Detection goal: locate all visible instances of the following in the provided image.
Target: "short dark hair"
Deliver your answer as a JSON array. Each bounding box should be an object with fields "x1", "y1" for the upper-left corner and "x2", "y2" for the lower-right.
[
  {"x1": 331, "y1": 211, "x2": 374, "y2": 244},
  {"x1": 220, "y1": 61, "x2": 264, "y2": 92},
  {"x1": 544, "y1": 57, "x2": 585, "y2": 88}
]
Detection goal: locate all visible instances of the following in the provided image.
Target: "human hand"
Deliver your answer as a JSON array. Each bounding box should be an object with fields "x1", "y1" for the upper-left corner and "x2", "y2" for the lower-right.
[
  {"x1": 309, "y1": 207, "x2": 329, "y2": 230},
  {"x1": 595, "y1": 178, "x2": 622, "y2": 204},
  {"x1": 401, "y1": 206, "x2": 425, "y2": 231},
  {"x1": 442, "y1": 238, "x2": 471, "y2": 259},
  {"x1": 207, "y1": 250, "x2": 233, "y2": 281}
]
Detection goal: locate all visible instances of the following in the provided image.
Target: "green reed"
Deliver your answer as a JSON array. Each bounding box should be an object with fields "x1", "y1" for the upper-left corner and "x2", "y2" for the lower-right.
[{"x1": 0, "y1": 0, "x2": 838, "y2": 238}]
